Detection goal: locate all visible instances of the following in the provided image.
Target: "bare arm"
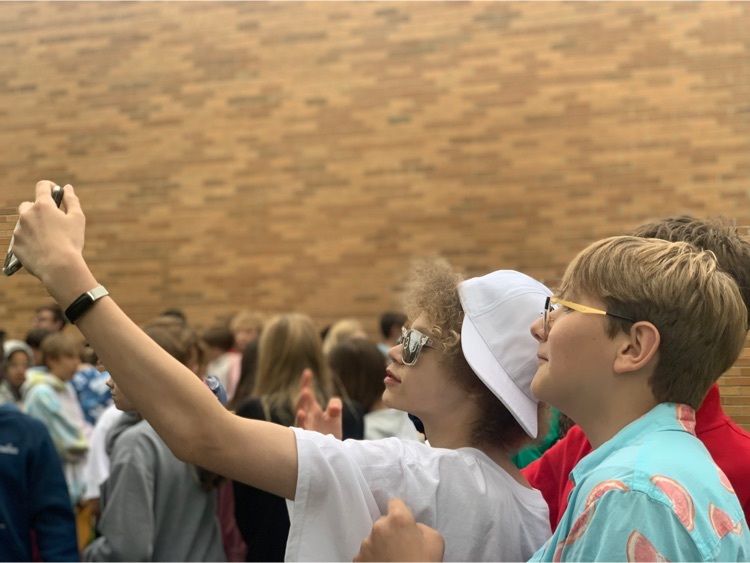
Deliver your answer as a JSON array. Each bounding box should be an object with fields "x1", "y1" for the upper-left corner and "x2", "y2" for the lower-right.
[{"x1": 12, "y1": 181, "x2": 298, "y2": 499}]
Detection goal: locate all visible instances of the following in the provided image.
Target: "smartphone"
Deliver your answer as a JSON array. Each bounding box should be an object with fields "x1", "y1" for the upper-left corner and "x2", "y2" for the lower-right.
[{"x1": 3, "y1": 185, "x2": 64, "y2": 276}]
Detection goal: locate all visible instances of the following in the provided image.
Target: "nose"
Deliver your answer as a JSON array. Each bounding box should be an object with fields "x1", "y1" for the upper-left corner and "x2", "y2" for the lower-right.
[
  {"x1": 530, "y1": 314, "x2": 547, "y2": 343},
  {"x1": 106, "y1": 377, "x2": 114, "y2": 390},
  {"x1": 388, "y1": 342, "x2": 403, "y2": 365}
]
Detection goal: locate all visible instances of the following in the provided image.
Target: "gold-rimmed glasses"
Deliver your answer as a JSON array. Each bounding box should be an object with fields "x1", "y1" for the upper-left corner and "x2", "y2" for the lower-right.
[{"x1": 543, "y1": 296, "x2": 637, "y2": 336}]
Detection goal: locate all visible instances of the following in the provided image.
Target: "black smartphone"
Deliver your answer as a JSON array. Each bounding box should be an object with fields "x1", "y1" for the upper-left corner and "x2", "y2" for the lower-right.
[{"x1": 3, "y1": 185, "x2": 64, "y2": 276}]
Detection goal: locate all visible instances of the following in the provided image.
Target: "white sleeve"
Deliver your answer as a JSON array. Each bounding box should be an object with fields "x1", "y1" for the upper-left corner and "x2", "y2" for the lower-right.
[
  {"x1": 82, "y1": 407, "x2": 122, "y2": 500},
  {"x1": 285, "y1": 429, "x2": 385, "y2": 562}
]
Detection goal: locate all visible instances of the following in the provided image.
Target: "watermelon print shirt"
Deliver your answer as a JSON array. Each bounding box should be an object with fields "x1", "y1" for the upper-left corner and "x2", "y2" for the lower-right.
[{"x1": 529, "y1": 403, "x2": 750, "y2": 562}]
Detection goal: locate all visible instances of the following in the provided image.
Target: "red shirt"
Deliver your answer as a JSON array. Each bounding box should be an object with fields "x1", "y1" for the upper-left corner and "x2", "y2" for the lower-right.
[{"x1": 522, "y1": 383, "x2": 750, "y2": 530}]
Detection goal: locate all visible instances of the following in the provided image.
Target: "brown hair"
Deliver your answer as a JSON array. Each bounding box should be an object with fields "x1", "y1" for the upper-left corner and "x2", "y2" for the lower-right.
[
  {"x1": 253, "y1": 313, "x2": 332, "y2": 425},
  {"x1": 140, "y1": 316, "x2": 205, "y2": 375},
  {"x1": 629, "y1": 216, "x2": 750, "y2": 325},
  {"x1": 558, "y1": 236, "x2": 747, "y2": 409},
  {"x1": 328, "y1": 338, "x2": 387, "y2": 412},
  {"x1": 405, "y1": 259, "x2": 537, "y2": 451}
]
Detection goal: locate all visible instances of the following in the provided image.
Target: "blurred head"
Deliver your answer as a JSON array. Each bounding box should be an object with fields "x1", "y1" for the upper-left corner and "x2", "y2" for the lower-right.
[
  {"x1": 202, "y1": 325, "x2": 235, "y2": 362},
  {"x1": 33, "y1": 303, "x2": 66, "y2": 332},
  {"x1": 25, "y1": 328, "x2": 53, "y2": 366},
  {"x1": 41, "y1": 333, "x2": 82, "y2": 381},
  {"x1": 379, "y1": 311, "x2": 407, "y2": 343},
  {"x1": 328, "y1": 338, "x2": 387, "y2": 412},
  {"x1": 3, "y1": 340, "x2": 33, "y2": 392},
  {"x1": 141, "y1": 315, "x2": 205, "y2": 376},
  {"x1": 253, "y1": 313, "x2": 332, "y2": 423},
  {"x1": 230, "y1": 310, "x2": 265, "y2": 351},
  {"x1": 109, "y1": 315, "x2": 205, "y2": 413},
  {"x1": 322, "y1": 318, "x2": 368, "y2": 356}
]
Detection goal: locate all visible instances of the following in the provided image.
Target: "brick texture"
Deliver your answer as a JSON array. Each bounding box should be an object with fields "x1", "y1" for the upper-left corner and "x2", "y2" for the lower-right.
[{"x1": 0, "y1": 2, "x2": 749, "y2": 428}]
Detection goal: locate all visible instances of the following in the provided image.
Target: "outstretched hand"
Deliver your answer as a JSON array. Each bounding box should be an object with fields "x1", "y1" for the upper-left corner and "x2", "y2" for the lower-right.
[
  {"x1": 295, "y1": 368, "x2": 344, "y2": 440},
  {"x1": 11, "y1": 180, "x2": 86, "y2": 281},
  {"x1": 354, "y1": 498, "x2": 445, "y2": 562}
]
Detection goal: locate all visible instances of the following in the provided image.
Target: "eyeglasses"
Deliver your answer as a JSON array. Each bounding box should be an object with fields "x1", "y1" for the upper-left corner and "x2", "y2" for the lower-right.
[
  {"x1": 396, "y1": 326, "x2": 436, "y2": 366},
  {"x1": 543, "y1": 296, "x2": 637, "y2": 336}
]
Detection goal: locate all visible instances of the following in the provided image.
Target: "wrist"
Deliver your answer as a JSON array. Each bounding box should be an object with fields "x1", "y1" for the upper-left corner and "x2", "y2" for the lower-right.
[{"x1": 39, "y1": 252, "x2": 100, "y2": 310}]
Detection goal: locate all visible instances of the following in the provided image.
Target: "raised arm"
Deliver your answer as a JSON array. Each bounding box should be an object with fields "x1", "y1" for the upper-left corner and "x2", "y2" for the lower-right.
[{"x1": 11, "y1": 181, "x2": 298, "y2": 499}]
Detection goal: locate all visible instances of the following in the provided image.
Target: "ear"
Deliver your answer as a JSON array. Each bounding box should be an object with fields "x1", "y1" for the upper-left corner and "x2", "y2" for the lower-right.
[{"x1": 613, "y1": 321, "x2": 660, "y2": 374}]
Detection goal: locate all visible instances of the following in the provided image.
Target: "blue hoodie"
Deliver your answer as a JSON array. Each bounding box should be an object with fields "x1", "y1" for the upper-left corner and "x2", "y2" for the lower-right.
[{"x1": 0, "y1": 403, "x2": 78, "y2": 561}]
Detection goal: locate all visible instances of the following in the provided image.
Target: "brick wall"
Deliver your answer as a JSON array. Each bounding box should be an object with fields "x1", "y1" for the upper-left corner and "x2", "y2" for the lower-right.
[{"x1": 0, "y1": 2, "x2": 749, "y2": 427}]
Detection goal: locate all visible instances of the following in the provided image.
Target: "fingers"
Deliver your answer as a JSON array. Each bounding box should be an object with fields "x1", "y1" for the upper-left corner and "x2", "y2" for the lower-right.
[
  {"x1": 386, "y1": 497, "x2": 415, "y2": 524},
  {"x1": 300, "y1": 368, "x2": 314, "y2": 389},
  {"x1": 325, "y1": 397, "x2": 343, "y2": 418},
  {"x1": 18, "y1": 201, "x2": 33, "y2": 215},
  {"x1": 295, "y1": 409, "x2": 307, "y2": 429},
  {"x1": 35, "y1": 180, "x2": 57, "y2": 200}
]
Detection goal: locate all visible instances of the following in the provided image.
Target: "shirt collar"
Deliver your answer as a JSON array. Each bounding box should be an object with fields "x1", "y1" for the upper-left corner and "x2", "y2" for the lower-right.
[{"x1": 571, "y1": 402, "x2": 696, "y2": 485}]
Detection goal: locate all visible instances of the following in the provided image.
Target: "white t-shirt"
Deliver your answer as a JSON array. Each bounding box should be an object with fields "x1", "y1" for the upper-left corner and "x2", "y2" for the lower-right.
[
  {"x1": 83, "y1": 403, "x2": 123, "y2": 500},
  {"x1": 363, "y1": 408, "x2": 420, "y2": 441},
  {"x1": 285, "y1": 429, "x2": 551, "y2": 562}
]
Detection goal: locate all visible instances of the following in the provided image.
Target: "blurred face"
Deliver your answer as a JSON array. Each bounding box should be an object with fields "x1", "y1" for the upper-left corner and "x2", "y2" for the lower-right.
[
  {"x1": 5, "y1": 351, "x2": 29, "y2": 390},
  {"x1": 33, "y1": 310, "x2": 61, "y2": 331},
  {"x1": 383, "y1": 312, "x2": 467, "y2": 420},
  {"x1": 47, "y1": 353, "x2": 79, "y2": 381},
  {"x1": 234, "y1": 327, "x2": 259, "y2": 351},
  {"x1": 106, "y1": 377, "x2": 136, "y2": 412}
]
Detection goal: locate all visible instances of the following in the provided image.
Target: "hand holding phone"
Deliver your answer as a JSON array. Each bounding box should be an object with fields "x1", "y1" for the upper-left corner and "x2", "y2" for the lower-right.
[{"x1": 3, "y1": 185, "x2": 64, "y2": 276}]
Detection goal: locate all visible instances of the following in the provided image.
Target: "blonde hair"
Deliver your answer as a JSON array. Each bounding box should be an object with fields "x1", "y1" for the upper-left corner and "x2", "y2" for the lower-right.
[
  {"x1": 322, "y1": 318, "x2": 367, "y2": 356},
  {"x1": 229, "y1": 310, "x2": 265, "y2": 335},
  {"x1": 40, "y1": 332, "x2": 82, "y2": 365},
  {"x1": 253, "y1": 313, "x2": 333, "y2": 424},
  {"x1": 558, "y1": 236, "x2": 747, "y2": 409}
]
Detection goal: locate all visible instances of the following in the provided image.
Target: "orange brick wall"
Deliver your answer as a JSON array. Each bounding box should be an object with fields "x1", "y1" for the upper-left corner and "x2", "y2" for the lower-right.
[{"x1": 0, "y1": 2, "x2": 749, "y2": 428}]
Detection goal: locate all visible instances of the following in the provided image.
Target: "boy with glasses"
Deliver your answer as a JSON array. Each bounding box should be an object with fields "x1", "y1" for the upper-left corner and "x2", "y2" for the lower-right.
[
  {"x1": 356, "y1": 235, "x2": 750, "y2": 562},
  {"x1": 523, "y1": 216, "x2": 750, "y2": 530},
  {"x1": 525, "y1": 236, "x2": 750, "y2": 560}
]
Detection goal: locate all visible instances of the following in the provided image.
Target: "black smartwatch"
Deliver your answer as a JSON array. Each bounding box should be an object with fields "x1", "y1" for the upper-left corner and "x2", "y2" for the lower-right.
[{"x1": 64, "y1": 285, "x2": 109, "y2": 324}]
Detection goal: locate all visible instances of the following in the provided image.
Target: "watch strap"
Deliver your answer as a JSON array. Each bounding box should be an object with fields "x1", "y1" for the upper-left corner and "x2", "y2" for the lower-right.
[{"x1": 64, "y1": 285, "x2": 109, "y2": 324}]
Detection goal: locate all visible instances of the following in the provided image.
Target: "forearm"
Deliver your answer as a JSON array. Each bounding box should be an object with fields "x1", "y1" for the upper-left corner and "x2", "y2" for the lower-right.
[{"x1": 15, "y1": 185, "x2": 298, "y2": 499}]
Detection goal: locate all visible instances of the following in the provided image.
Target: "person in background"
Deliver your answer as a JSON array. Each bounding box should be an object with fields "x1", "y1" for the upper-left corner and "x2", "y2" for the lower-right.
[
  {"x1": 25, "y1": 327, "x2": 53, "y2": 369},
  {"x1": 328, "y1": 337, "x2": 420, "y2": 441},
  {"x1": 0, "y1": 402, "x2": 78, "y2": 561},
  {"x1": 71, "y1": 344, "x2": 112, "y2": 427},
  {"x1": 522, "y1": 215, "x2": 750, "y2": 527},
  {"x1": 84, "y1": 316, "x2": 225, "y2": 561},
  {"x1": 22, "y1": 332, "x2": 89, "y2": 505},
  {"x1": 322, "y1": 317, "x2": 369, "y2": 357},
  {"x1": 377, "y1": 311, "x2": 407, "y2": 360},
  {"x1": 233, "y1": 312, "x2": 365, "y2": 561},
  {"x1": 204, "y1": 324, "x2": 237, "y2": 394},
  {"x1": 32, "y1": 303, "x2": 67, "y2": 333},
  {"x1": 225, "y1": 310, "x2": 265, "y2": 401},
  {"x1": 0, "y1": 340, "x2": 33, "y2": 406}
]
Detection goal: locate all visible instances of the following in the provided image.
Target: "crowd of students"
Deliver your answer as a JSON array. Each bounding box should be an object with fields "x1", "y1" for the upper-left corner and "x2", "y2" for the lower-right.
[{"x1": 2, "y1": 180, "x2": 750, "y2": 561}]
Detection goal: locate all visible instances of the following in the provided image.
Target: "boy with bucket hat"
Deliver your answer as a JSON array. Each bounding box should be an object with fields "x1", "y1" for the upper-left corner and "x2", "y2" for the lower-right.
[{"x1": 7, "y1": 185, "x2": 556, "y2": 561}]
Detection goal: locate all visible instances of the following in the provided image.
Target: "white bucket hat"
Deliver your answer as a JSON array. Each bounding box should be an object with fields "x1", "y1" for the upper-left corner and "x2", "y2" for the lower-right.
[{"x1": 458, "y1": 270, "x2": 552, "y2": 438}]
